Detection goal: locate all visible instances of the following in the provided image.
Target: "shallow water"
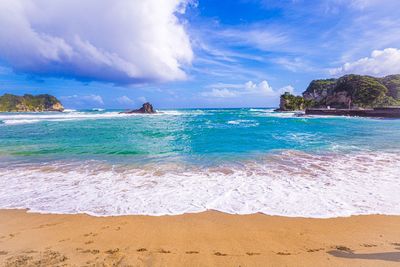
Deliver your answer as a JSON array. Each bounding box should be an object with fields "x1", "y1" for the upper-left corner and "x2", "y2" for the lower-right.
[{"x1": 1, "y1": 108, "x2": 400, "y2": 217}]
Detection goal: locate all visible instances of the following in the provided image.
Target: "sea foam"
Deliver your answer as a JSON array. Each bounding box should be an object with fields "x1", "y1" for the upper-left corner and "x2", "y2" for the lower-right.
[
  {"x1": 0, "y1": 110, "x2": 185, "y2": 125},
  {"x1": 0, "y1": 150, "x2": 399, "y2": 218}
]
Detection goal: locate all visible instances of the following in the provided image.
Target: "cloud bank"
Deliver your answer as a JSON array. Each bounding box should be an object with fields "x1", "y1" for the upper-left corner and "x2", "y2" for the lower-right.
[
  {"x1": 0, "y1": 0, "x2": 193, "y2": 84},
  {"x1": 201, "y1": 81, "x2": 294, "y2": 98},
  {"x1": 331, "y1": 48, "x2": 400, "y2": 77}
]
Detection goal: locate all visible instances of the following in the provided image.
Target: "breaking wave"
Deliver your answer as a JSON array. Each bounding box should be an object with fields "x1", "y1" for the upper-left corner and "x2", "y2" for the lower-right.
[{"x1": 0, "y1": 150, "x2": 399, "y2": 218}]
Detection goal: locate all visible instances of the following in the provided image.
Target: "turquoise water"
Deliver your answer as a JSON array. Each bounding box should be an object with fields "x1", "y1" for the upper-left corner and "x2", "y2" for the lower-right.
[
  {"x1": 1, "y1": 108, "x2": 400, "y2": 217},
  {"x1": 1, "y1": 108, "x2": 400, "y2": 163}
]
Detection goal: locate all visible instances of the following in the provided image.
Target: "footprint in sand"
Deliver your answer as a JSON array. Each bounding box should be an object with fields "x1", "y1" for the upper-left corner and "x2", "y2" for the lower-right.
[
  {"x1": 214, "y1": 252, "x2": 227, "y2": 256},
  {"x1": 186, "y1": 251, "x2": 199, "y2": 254},
  {"x1": 332, "y1": 245, "x2": 353, "y2": 253},
  {"x1": 246, "y1": 252, "x2": 261, "y2": 256},
  {"x1": 8, "y1": 232, "x2": 20, "y2": 238},
  {"x1": 81, "y1": 249, "x2": 100, "y2": 255},
  {"x1": 307, "y1": 248, "x2": 324, "y2": 252},
  {"x1": 137, "y1": 248, "x2": 147, "y2": 252},
  {"x1": 360, "y1": 244, "x2": 377, "y2": 248},
  {"x1": 105, "y1": 248, "x2": 120, "y2": 255},
  {"x1": 85, "y1": 240, "x2": 94, "y2": 245},
  {"x1": 83, "y1": 232, "x2": 98, "y2": 237},
  {"x1": 158, "y1": 249, "x2": 171, "y2": 254},
  {"x1": 276, "y1": 251, "x2": 291, "y2": 256},
  {"x1": 0, "y1": 251, "x2": 8, "y2": 256}
]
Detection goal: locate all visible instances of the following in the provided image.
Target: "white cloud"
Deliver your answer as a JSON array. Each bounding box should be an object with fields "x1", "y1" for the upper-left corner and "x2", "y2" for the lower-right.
[
  {"x1": 217, "y1": 28, "x2": 288, "y2": 52},
  {"x1": 201, "y1": 81, "x2": 293, "y2": 98},
  {"x1": 201, "y1": 88, "x2": 239, "y2": 98},
  {"x1": 0, "y1": 0, "x2": 193, "y2": 84},
  {"x1": 117, "y1": 96, "x2": 134, "y2": 105},
  {"x1": 330, "y1": 48, "x2": 400, "y2": 77}
]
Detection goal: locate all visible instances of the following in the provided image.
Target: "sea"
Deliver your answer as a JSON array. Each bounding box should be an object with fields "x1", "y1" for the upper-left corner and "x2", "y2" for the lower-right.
[{"x1": 0, "y1": 108, "x2": 400, "y2": 218}]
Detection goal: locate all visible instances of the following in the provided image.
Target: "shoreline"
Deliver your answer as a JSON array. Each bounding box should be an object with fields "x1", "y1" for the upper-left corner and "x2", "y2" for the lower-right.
[{"x1": 1, "y1": 209, "x2": 400, "y2": 266}]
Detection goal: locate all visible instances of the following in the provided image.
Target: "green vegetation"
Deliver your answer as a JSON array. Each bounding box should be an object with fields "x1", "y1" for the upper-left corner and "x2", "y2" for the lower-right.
[
  {"x1": 380, "y1": 74, "x2": 400, "y2": 99},
  {"x1": 279, "y1": 92, "x2": 314, "y2": 111},
  {"x1": 0, "y1": 93, "x2": 64, "y2": 112},
  {"x1": 280, "y1": 74, "x2": 400, "y2": 111},
  {"x1": 335, "y1": 75, "x2": 389, "y2": 108}
]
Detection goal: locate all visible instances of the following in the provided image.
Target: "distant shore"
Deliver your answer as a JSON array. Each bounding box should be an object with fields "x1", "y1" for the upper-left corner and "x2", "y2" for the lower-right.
[{"x1": 1, "y1": 209, "x2": 400, "y2": 266}]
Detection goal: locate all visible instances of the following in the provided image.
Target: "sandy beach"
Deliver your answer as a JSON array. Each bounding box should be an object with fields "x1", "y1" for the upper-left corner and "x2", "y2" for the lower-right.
[{"x1": 0, "y1": 210, "x2": 399, "y2": 266}]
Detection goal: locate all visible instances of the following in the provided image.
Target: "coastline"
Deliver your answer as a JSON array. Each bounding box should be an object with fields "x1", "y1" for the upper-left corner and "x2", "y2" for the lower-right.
[{"x1": 1, "y1": 209, "x2": 400, "y2": 266}]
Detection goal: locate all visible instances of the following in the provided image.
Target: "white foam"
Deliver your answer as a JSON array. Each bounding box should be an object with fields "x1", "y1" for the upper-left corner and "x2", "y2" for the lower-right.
[
  {"x1": 2, "y1": 119, "x2": 41, "y2": 125},
  {"x1": 0, "y1": 150, "x2": 400, "y2": 218},
  {"x1": 249, "y1": 108, "x2": 275, "y2": 113},
  {"x1": 227, "y1": 120, "x2": 259, "y2": 127},
  {"x1": 0, "y1": 110, "x2": 187, "y2": 125}
]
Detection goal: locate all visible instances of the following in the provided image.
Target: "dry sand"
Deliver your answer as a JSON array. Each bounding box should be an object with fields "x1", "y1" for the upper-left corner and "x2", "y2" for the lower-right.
[{"x1": 1, "y1": 209, "x2": 400, "y2": 266}]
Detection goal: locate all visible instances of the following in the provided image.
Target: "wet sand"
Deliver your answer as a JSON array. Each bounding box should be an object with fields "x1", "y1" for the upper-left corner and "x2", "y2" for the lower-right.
[{"x1": 1, "y1": 209, "x2": 400, "y2": 266}]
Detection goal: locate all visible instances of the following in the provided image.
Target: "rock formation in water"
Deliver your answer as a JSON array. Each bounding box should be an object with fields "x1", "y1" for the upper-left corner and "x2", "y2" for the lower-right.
[
  {"x1": 0, "y1": 93, "x2": 64, "y2": 112},
  {"x1": 278, "y1": 74, "x2": 400, "y2": 111},
  {"x1": 120, "y1": 102, "x2": 156, "y2": 114},
  {"x1": 277, "y1": 92, "x2": 315, "y2": 111}
]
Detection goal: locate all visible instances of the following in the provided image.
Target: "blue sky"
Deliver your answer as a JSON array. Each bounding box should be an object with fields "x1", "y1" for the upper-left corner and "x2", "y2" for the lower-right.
[{"x1": 0, "y1": 0, "x2": 400, "y2": 109}]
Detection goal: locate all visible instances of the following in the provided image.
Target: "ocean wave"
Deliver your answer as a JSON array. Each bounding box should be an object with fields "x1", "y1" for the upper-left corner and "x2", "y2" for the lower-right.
[
  {"x1": 1, "y1": 150, "x2": 399, "y2": 217},
  {"x1": 2, "y1": 119, "x2": 41, "y2": 125},
  {"x1": 249, "y1": 108, "x2": 275, "y2": 113},
  {"x1": 0, "y1": 110, "x2": 187, "y2": 125},
  {"x1": 227, "y1": 119, "x2": 259, "y2": 127}
]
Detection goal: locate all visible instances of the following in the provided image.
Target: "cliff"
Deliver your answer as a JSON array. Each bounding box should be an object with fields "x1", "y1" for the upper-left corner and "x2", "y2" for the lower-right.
[
  {"x1": 279, "y1": 74, "x2": 400, "y2": 111},
  {"x1": 0, "y1": 94, "x2": 64, "y2": 112},
  {"x1": 277, "y1": 92, "x2": 314, "y2": 111}
]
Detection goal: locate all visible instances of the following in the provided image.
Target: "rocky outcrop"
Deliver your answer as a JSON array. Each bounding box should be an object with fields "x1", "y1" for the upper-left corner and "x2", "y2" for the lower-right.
[
  {"x1": 120, "y1": 102, "x2": 156, "y2": 114},
  {"x1": 302, "y1": 74, "x2": 400, "y2": 109},
  {"x1": 0, "y1": 93, "x2": 64, "y2": 112},
  {"x1": 279, "y1": 74, "x2": 400, "y2": 111},
  {"x1": 277, "y1": 92, "x2": 314, "y2": 111}
]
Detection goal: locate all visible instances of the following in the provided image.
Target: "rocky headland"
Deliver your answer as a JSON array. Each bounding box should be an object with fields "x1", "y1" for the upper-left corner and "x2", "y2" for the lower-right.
[
  {"x1": 0, "y1": 93, "x2": 64, "y2": 112},
  {"x1": 278, "y1": 74, "x2": 400, "y2": 112}
]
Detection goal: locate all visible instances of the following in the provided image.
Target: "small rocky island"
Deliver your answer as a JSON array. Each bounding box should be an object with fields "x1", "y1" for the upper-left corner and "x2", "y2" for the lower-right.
[
  {"x1": 278, "y1": 74, "x2": 400, "y2": 118},
  {"x1": 0, "y1": 93, "x2": 64, "y2": 112},
  {"x1": 119, "y1": 102, "x2": 156, "y2": 114}
]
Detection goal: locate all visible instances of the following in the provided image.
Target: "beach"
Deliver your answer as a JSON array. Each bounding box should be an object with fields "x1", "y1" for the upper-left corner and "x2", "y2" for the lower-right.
[
  {"x1": 2, "y1": 109, "x2": 400, "y2": 266},
  {"x1": 1, "y1": 210, "x2": 400, "y2": 266}
]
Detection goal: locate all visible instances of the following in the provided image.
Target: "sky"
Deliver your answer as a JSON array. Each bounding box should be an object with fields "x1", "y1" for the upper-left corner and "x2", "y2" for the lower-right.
[{"x1": 0, "y1": 0, "x2": 400, "y2": 109}]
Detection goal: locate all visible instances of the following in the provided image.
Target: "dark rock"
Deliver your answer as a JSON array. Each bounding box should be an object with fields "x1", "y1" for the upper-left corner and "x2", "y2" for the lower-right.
[{"x1": 120, "y1": 102, "x2": 156, "y2": 114}]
